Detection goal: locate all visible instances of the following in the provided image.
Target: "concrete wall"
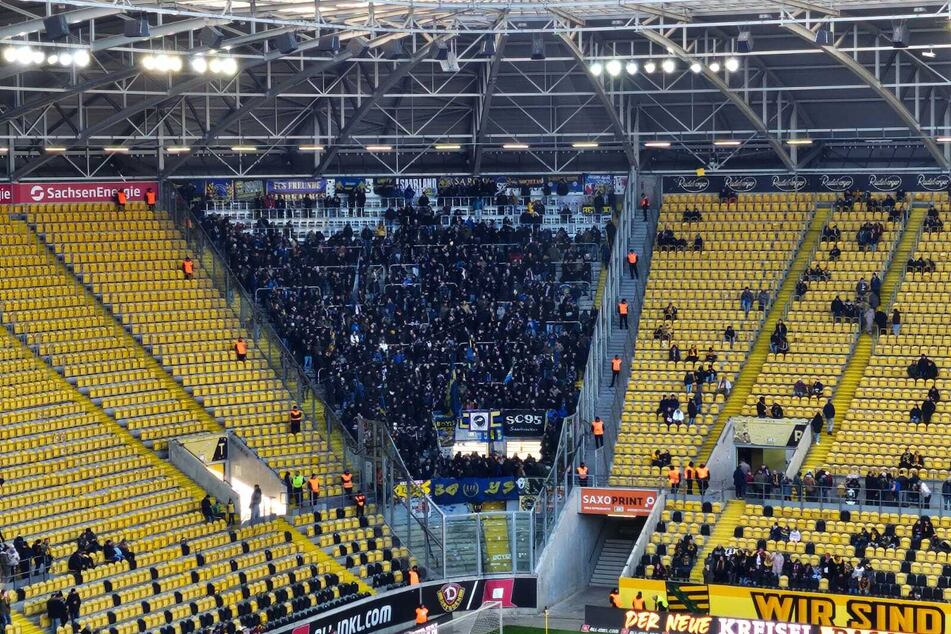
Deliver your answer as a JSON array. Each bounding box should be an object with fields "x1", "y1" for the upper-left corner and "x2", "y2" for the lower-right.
[
  {"x1": 169, "y1": 437, "x2": 241, "y2": 511},
  {"x1": 170, "y1": 432, "x2": 287, "y2": 521},
  {"x1": 705, "y1": 418, "x2": 736, "y2": 492},
  {"x1": 534, "y1": 487, "x2": 604, "y2": 609},
  {"x1": 621, "y1": 491, "x2": 666, "y2": 577},
  {"x1": 786, "y1": 426, "x2": 813, "y2": 479}
]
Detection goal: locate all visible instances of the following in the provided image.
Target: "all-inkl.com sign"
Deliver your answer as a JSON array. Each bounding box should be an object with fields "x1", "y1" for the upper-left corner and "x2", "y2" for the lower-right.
[
  {"x1": 662, "y1": 173, "x2": 950, "y2": 195},
  {"x1": 2, "y1": 181, "x2": 159, "y2": 204}
]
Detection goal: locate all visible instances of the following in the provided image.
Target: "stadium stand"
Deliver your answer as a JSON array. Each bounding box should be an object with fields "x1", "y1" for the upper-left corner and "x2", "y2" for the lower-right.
[
  {"x1": 702, "y1": 501, "x2": 951, "y2": 601},
  {"x1": 824, "y1": 198, "x2": 942, "y2": 478},
  {"x1": 626, "y1": 191, "x2": 951, "y2": 602},
  {"x1": 0, "y1": 274, "x2": 369, "y2": 633},
  {"x1": 611, "y1": 193, "x2": 814, "y2": 487},
  {"x1": 0, "y1": 213, "x2": 218, "y2": 453},
  {"x1": 22, "y1": 203, "x2": 345, "y2": 496},
  {"x1": 740, "y1": 195, "x2": 904, "y2": 421},
  {"x1": 634, "y1": 499, "x2": 724, "y2": 581},
  {"x1": 198, "y1": 212, "x2": 605, "y2": 478}
]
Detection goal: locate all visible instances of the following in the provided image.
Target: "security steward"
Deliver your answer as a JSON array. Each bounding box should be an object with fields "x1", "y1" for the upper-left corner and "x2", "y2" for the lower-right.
[
  {"x1": 610, "y1": 355, "x2": 622, "y2": 388},
  {"x1": 115, "y1": 189, "x2": 127, "y2": 210},
  {"x1": 591, "y1": 417, "x2": 605, "y2": 449},
  {"x1": 576, "y1": 462, "x2": 589, "y2": 485},
  {"x1": 341, "y1": 469, "x2": 354, "y2": 498},
  {"x1": 617, "y1": 298, "x2": 629, "y2": 329},
  {"x1": 684, "y1": 462, "x2": 697, "y2": 495},
  {"x1": 307, "y1": 473, "x2": 321, "y2": 507},
  {"x1": 145, "y1": 188, "x2": 157, "y2": 211},
  {"x1": 182, "y1": 256, "x2": 194, "y2": 280},
  {"x1": 415, "y1": 604, "x2": 429, "y2": 625},
  {"x1": 289, "y1": 405, "x2": 303, "y2": 434},
  {"x1": 627, "y1": 250, "x2": 639, "y2": 279},
  {"x1": 609, "y1": 588, "x2": 621, "y2": 608},
  {"x1": 697, "y1": 462, "x2": 710, "y2": 494},
  {"x1": 234, "y1": 337, "x2": 248, "y2": 362},
  {"x1": 632, "y1": 592, "x2": 646, "y2": 610},
  {"x1": 667, "y1": 465, "x2": 681, "y2": 492},
  {"x1": 408, "y1": 565, "x2": 421, "y2": 585},
  {"x1": 354, "y1": 490, "x2": 367, "y2": 517}
]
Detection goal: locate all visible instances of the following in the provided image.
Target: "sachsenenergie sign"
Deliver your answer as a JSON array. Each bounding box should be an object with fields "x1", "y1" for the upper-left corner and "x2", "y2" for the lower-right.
[{"x1": 0, "y1": 181, "x2": 158, "y2": 204}]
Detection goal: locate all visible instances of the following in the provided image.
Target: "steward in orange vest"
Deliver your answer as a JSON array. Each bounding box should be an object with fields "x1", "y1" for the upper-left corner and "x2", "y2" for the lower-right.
[
  {"x1": 576, "y1": 462, "x2": 589, "y2": 485},
  {"x1": 627, "y1": 250, "x2": 639, "y2": 279},
  {"x1": 234, "y1": 337, "x2": 248, "y2": 362},
  {"x1": 182, "y1": 257, "x2": 194, "y2": 279}
]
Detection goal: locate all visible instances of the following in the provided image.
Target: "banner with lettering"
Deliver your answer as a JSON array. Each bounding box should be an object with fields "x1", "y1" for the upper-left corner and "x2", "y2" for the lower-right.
[
  {"x1": 10, "y1": 181, "x2": 159, "y2": 204},
  {"x1": 609, "y1": 581, "x2": 950, "y2": 634},
  {"x1": 707, "y1": 584, "x2": 947, "y2": 634},
  {"x1": 500, "y1": 409, "x2": 547, "y2": 438},
  {"x1": 430, "y1": 477, "x2": 521, "y2": 504},
  {"x1": 662, "y1": 173, "x2": 951, "y2": 195},
  {"x1": 583, "y1": 606, "x2": 814, "y2": 634},
  {"x1": 584, "y1": 174, "x2": 615, "y2": 195},
  {"x1": 266, "y1": 179, "x2": 326, "y2": 195}
]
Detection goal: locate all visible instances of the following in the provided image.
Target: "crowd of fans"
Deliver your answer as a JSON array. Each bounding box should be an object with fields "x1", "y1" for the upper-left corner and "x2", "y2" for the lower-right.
[{"x1": 202, "y1": 211, "x2": 605, "y2": 478}]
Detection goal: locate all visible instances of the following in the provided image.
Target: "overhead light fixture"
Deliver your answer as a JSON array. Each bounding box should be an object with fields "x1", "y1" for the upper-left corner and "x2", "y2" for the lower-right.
[
  {"x1": 366, "y1": 145, "x2": 392, "y2": 152},
  {"x1": 662, "y1": 58, "x2": 676, "y2": 73},
  {"x1": 72, "y1": 49, "x2": 90, "y2": 67},
  {"x1": 625, "y1": 61, "x2": 638, "y2": 75},
  {"x1": 572, "y1": 142, "x2": 599, "y2": 149},
  {"x1": 786, "y1": 138, "x2": 813, "y2": 146},
  {"x1": 434, "y1": 144, "x2": 461, "y2": 150},
  {"x1": 606, "y1": 59, "x2": 622, "y2": 77},
  {"x1": 165, "y1": 145, "x2": 191, "y2": 153},
  {"x1": 644, "y1": 60, "x2": 656, "y2": 74},
  {"x1": 0, "y1": 148, "x2": 8, "y2": 154},
  {"x1": 142, "y1": 53, "x2": 182, "y2": 73},
  {"x1": 589, "y1": 61, "x2": 603, "y2": 76},
  {"x1": 725, "y1": 57, "x2": 740, "y2": 72},
  {"x1": 103, "y1": 146, "x2": 129, "y2": 153},
  {"x1": 45, "y1": 146, "x2": 67, "y2": 153},
  {"x1": 936, "y1": 136, "x2": 951, "y2": 142},
  {"x1": 709, "y1": 60, "x2": 721, "y2": 73},
  {"x1": 644, "y1": 141, "x2": 671, "y2": 148},
  {"x1": 231, "y1": 145, "x2": 257, "y2": 152},
  {"x1": 502, "y1": 143, "x2": 529, "y2": 149},
  {"x1": 3, "y1": 45, "x2": 46, "y2": 66},
  {"x1": 689, "y1": 61, "x2": 702, "y2": 73},
  {"x1": 923, "y1": 49, "x2": 936, "y2": 59},
  {"x1": 714, "y1": 140, "x2": 742, "y2": 147},
  {"x1": 298, "y1": 144, "x2": 325, "y2": 151}
]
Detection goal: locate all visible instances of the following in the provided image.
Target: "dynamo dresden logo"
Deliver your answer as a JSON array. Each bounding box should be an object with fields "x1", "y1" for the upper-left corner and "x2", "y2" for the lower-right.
[{"x1": 437, "y1": 582, "x2": 466, "y2": 612}]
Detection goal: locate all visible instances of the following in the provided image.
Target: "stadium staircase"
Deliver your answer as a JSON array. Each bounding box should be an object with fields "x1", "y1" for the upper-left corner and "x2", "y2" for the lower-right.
[
  {"x1": 696, "y1": 207, "x2": 832, "y2": 463},
  {"x1": 801, "y1": 204, "x2": 928, "y2": 472},
  {"x1": 591, "y1": 535, "x2": 639, "y2": 587},
  {"x1": 688, "y1": 499, "x2": 747, "y2": 582},
  {"x1": 594, "y1": 214, "x2": 654, "y2": 443}
]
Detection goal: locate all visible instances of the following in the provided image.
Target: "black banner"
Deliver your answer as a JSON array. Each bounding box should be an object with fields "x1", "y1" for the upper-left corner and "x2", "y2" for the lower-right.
[
  {"x1": 500, "y1": 409, "x2": 547, "y2": 438},
  {"x1": 289, "y1": 577, "x2": 537, "y2": 634},
  {"x1": 662, "y1": 173, "x2": 951, "y2": 195}
]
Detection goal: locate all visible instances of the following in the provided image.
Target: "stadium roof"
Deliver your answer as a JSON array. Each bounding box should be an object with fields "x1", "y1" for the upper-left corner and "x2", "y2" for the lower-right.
[{"x1": 0, "y1": 0, "x2": 949, "y2": 178}]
